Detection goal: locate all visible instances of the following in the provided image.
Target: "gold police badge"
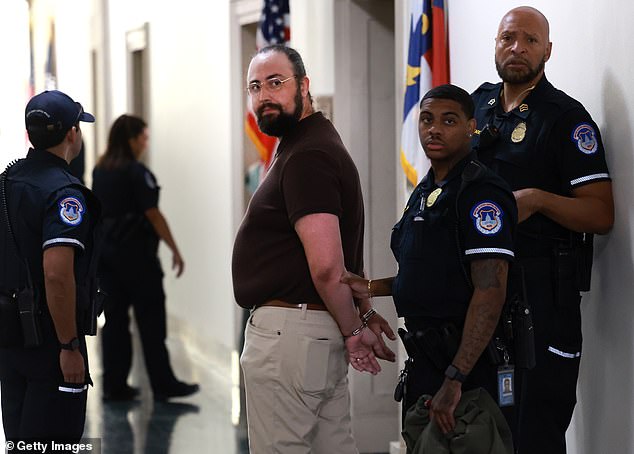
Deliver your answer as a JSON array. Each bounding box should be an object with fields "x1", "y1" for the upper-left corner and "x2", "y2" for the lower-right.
[
  {"x1": 426, "y1": 187, "x2": 442, "y2": 207},
  {"x1": 511, "y1": 122, "x2": 527, "y2": 143}
]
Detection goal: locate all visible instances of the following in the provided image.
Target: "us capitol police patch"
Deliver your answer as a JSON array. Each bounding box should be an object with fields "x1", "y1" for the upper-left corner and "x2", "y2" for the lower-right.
[
  {"x1": 572, "y1": 123, "x2": 598, "y2": 154},
  {"x1": 471, "y1": 201, "x2": 503, "y2": 235},
  {"x1": 59, "y1": 197, "x2": 84, "y2": 226}
]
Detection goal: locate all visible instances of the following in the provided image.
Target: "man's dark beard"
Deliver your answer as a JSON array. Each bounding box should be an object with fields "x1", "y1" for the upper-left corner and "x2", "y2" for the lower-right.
[
  {"x1": 495, "y1": 57, "x2": 545, "y2": 84},
  {"x1": 256, "y1": 88, "x2": 303, "y2": 137}
]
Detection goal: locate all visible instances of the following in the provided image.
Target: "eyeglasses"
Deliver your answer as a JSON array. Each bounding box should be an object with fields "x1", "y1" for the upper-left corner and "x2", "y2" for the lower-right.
[{"x1": 246, "y1": 76, "x2": 296, "y2": 95}]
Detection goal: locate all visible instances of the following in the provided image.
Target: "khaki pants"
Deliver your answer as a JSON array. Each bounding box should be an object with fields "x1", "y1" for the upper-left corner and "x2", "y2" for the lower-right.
[{"x1": 240, "y1": 306, "x2": 358, "y2": 454}]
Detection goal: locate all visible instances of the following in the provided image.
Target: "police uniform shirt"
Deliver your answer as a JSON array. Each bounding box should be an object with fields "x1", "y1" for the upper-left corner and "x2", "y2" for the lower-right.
[
  {"x1": 92, "y1": 161, "x2": 160, "y2": 265},
  {"x1": 391, "y1": 154, "x2": 516, "y2": 319},
  {"x1": 472, "y1": 75, "x2": 610, "y2": 238},
  {"x1": 9, "y1": 150, "x2": 94, "y2": 283},
  {"x1": 92, "y1": 161, "x2": 159, "y2": 218}
]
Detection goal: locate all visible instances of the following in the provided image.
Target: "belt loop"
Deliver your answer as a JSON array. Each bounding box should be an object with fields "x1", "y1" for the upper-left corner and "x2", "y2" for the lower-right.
[{"x1": 300, "y1": 303, "x2": 308, "y2": 319}]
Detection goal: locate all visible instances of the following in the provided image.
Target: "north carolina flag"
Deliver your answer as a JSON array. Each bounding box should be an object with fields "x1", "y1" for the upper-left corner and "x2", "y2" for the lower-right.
[
  {"x1": 245, "y1": 0, "x2": 290, "y2": 169},
  {"x1": 400, "y1": 0, "x2": 450, "y2": 185}
]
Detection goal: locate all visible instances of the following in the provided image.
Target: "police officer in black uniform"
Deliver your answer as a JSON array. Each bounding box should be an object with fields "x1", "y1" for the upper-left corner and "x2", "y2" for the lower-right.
[
  {"x1": 0, "y1": 90, "x2": 99, "y2": 442},
  {"x1": 471, "y1": 7, "x2": 614, "y2": 454},
  {"x1": 93, "y1": 114, "x2": 198, "y2": 402},
  {"x1": 343, "y1": 84, "x2": 517, "y2": 435}
]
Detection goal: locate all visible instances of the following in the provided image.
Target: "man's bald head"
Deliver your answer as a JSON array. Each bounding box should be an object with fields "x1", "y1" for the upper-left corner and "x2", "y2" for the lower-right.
[
  {"x1": 495, "y1": 6, "x2": 552, "y2": 85},
  {"x1": 499, "y1": 6, "x2": 550, "y2": 42}
]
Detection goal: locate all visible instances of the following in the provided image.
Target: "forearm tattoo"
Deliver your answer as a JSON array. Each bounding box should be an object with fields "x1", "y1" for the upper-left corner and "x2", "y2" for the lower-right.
[
  {"x1": 454, "y1": 259, "x2": 508, "y2": 371},
  {"x1": 471, "y1": 259, "x2": 505, "y2": 290}
]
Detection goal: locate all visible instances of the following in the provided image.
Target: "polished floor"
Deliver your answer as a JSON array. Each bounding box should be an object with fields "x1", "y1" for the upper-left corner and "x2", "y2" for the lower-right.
[
  {"x1": 81, "y1": 323, "x2": 249, "y2": 454},
  {"x1": 0, "y1": 315, "x2": 240, "y2": 454}
]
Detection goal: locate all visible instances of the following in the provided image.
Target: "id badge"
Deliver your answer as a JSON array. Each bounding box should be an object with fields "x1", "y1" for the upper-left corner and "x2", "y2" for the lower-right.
[{"x1": 497, "y1": 365, "x2": 515, "y2": 407}]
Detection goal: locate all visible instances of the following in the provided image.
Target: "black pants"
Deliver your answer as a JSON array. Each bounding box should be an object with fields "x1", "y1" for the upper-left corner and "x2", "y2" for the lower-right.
[
  {"x1": 0, "y1": 314, "x2": 88, "y2": 441},
  {"x1": 100, "y1": 258, "x2": 178, "y2": 393},
  {"x1": 402, "y1": 317, "x2": 500, "y2": 420},
  {"x1": 514, "y1": 258, "x2": 581, "y2": 454}
]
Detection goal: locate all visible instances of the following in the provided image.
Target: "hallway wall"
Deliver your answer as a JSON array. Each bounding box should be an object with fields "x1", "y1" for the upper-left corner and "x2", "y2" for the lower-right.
[{"x1": 0, "y1": 1, "x2": 30, "y2": 167}]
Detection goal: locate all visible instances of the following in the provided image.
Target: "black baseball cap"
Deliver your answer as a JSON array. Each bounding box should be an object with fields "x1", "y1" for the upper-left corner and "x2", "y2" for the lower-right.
[{"x1": 25, "y1": 90, "x2": 95, "y2": 149}]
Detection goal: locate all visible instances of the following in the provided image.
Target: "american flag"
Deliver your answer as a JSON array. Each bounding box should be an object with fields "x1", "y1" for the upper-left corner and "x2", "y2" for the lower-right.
[
  {"x1": 245, "y1": 0, "x2": 290, "y2": 170},
  {"x1": 256, "y1": 0, "x2": 290, "y2": 48}
]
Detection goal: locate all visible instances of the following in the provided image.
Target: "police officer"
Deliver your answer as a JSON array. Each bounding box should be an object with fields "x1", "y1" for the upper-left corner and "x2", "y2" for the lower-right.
[
  {"x1": 471, "y1": 7, "x2": 614, "y2": 454},
  {"x1": 0, "y1": 90, "x2": 98, "y2": 442},
  {"x1": 92, "y1": 114, "x2": 198, "y2": 401},
  {"x1": 343, "y1": 84, "x2": 517, "y2": 435}
]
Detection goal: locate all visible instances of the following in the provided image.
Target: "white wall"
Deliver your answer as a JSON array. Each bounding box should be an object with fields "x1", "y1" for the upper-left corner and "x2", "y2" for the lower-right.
[
  {"x1": 448, "y1": 2, "x2": 634, "y2": 453},
  {"x1": 289, "y1": 0, "x2": 335, "y2": 96},
  {"x1": 149, "y1": 0, "x2": 235, "y2": 365},
  {"x1": 0, "y1": 0, "x2": 30, "y2": 169},
  {"x1": 54, "y1": 0, "x2": 97, "y2": 175}
]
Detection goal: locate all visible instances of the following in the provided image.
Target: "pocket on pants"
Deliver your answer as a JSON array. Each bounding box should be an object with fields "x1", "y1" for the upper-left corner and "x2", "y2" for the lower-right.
[
  {"x1": 296, "y1": 337, "x2": 345, "y2": 394},
  {"x1": 241, "y1": 312, "x2": 282, "y2": 384},
  {"x1": 247, "y1": 310, "x2": 283, "y2": 337}
]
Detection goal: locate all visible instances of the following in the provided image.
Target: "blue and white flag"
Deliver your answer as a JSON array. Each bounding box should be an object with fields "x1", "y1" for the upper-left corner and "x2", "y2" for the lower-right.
[{"x1": 400, "y1": 0, "x2": 450, "y2": 185}]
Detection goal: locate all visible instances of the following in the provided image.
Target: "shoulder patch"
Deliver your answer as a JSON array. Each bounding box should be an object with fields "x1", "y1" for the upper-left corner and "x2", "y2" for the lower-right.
[
  {"x1": 59, "y1": 197, "x2": 84, "y2": 226},
  {"x1": 571, "y1": 123, "x2": 598, "y2": 154},
  {"x1": 471, "y1": 200, "x2": 503, "y2": 236},
  {"x1": 144, "y1": 171, "x2": 157, "y2": 189}
]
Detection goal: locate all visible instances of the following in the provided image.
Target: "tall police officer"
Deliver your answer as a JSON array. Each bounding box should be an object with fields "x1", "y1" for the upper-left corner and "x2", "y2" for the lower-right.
[
  {"x1": 343, "y1": 84, "x2": 517, "y2": 435},
  {"x1": 471, "y1": 7, "x2": 614, "y2": 453},
  {"x1": 0, "y1": 90, "x2": 99, "y2": 442}
]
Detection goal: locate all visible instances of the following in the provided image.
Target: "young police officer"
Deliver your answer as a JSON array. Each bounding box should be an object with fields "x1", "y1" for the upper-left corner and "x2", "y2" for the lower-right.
[
  {"x1": 343, "y1": 84, "x2": 517, "y2": 435},
  {"x1": 471, "y1": 7, "x2": 614, "y2": 453},
  {"x1": 0, "y1": 90, "x2": 99, "y2": 442}
]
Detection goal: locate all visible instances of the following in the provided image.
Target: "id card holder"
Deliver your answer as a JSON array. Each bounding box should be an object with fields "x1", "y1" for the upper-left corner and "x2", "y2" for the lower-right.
[{"x1": 497, "y1": 365, "x2": 515, "y2": 407}]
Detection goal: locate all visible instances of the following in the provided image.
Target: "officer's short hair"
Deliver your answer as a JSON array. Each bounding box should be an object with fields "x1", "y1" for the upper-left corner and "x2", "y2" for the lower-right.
[
  {"x1": 420, "y1": 84, "x2": 475, "y2": 119},
  {"x1": 25, "y1": 90, "x2": 95, "y2": 149}
]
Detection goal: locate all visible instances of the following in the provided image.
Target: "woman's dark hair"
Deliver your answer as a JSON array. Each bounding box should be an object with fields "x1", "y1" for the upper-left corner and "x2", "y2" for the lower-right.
[{"x1": 96, "y1": 114, "x2": 147, "y2": 170}]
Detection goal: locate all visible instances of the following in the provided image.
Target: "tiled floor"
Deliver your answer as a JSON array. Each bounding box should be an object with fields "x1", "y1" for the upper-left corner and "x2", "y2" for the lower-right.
[{"x1": 81, "y1": 322, "x2": 249, "y2": 454}]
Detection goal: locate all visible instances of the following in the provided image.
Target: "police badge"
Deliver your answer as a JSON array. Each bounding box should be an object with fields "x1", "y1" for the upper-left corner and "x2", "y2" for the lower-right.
[{"x1": 511, "y1": 122, "x2": 527, "y2": 143}]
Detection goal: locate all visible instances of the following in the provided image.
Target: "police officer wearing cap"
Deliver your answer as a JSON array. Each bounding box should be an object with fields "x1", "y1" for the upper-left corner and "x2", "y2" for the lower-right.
[
  {"x1": 471, "y1": 7, "x2": 614, "y2": 454},
  {"x1": 343, "y1": 84, "x2": 517, "y2": 436},
  {"x1": 0, "y1": 90, "x2": 99, "y2": 442}
]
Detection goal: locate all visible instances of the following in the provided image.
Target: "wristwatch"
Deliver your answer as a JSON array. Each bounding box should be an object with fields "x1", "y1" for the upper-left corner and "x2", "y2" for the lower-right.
[
  {"x1": 60, "y1": 337, "x2": 80, "y2": 351},
  {"x1": 444, "y1": 364, "x2": 467, "y2": 383}
]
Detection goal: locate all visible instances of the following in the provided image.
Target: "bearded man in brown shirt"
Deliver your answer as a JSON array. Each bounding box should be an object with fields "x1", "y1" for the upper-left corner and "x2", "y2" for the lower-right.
[{"x1": 232, "y1": 45, "x2": 396, "y2": 454}]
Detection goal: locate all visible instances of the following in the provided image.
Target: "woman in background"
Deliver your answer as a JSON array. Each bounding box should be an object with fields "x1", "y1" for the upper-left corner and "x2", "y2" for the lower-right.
[{"x1": 93, "y1": 114, "x2": 198, "y2": 401}]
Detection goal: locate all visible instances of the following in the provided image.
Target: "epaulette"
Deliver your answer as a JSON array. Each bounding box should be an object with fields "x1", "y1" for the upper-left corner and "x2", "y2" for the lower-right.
[
  {"x1": 461, "y1": 160, "x2": 486, "y2": 184},
  {"x1": 473, "y1": 82, "x2": 500, "y2": 95}
]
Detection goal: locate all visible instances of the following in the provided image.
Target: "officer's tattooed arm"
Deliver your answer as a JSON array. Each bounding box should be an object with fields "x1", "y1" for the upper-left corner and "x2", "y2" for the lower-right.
[
  {"x1": 429, "y1": 258, "x2": 508, "y2": 434},
  {"x1": 455, "y1": 258, "x2": 508, "y2": 372}
]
